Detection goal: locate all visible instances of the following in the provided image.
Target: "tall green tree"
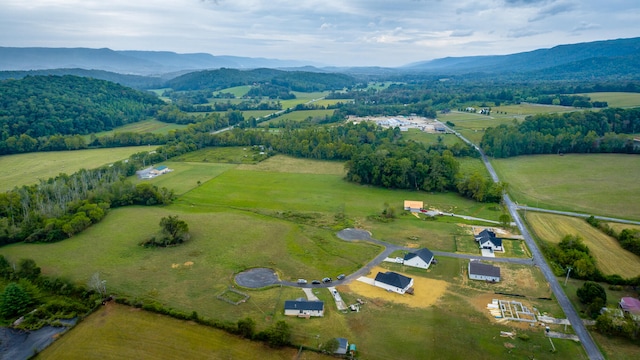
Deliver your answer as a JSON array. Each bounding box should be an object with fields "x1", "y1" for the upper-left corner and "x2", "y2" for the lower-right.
[
  {"x1": 159, "y1": 215, "x2": 190, "y2": 246},
  {"x1": 0, "y1": 283, "x2": 32, "y2": 318}
]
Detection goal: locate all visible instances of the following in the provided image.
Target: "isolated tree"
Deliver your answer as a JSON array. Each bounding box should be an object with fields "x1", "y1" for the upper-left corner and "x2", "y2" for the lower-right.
[
  {"x1": 16, "y1": 258, "x2": 41, "y2": 281},
  {"x1": 266, "y1": 320, "x2": 291, "y2": 347},
  {"x1": 499, "y1": 214, "x2": 511, "y2": 229},
  {"x1": 0, "y1": 283, "x2": 31, "y2": 318},
  {"x1": 159, "y1": 215, "x2": 190, "y2": 246},
  {"x1": 577, "y1": 281, "x2": 607, "y2": 305}
]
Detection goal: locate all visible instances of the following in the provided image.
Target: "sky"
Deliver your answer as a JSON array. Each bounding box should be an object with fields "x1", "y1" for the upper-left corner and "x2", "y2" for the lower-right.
[{"x1": 1, "y1": 0, "x2": 639, "y2": 67}]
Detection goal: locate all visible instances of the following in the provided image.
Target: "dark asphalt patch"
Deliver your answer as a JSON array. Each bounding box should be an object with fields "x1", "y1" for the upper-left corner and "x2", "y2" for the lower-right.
[
  {"x1": 337, "y1": 228, "x2": 372, "y2": 241},
  {"x1": 235, "y1": 268, "x2": 279, "y2": 288}
]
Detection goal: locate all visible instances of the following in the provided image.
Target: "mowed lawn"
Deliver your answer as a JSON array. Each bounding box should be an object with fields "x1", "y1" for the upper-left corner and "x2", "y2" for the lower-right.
[
  {"x1": 40, "y1": 303, "x2": 329, "y2": 360},
  {"x1": 493, "y1": 154, "x2": 640, "y2": 220},
  {"x1": 0, "y1": 146, "x2": 151, "y2": 191},
  {"x1": 525, "y1": 212, "x2": 640, "y2": 276}
]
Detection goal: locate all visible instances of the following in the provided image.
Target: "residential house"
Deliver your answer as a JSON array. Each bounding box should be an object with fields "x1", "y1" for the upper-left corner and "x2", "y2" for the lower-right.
[
  {"x1": 374, "y1": 271, "x2": 414, "y2": 294},
  {"x1": 403, "y1": 248, "x2": 435, "y2": 270},
  {"x1": 619, "y1": 297, "x2": 640, "y2": 316},
  {"x1": 284, "y1": 300, "x2": 324, "y2": 317},
  {"x1": 475, "y1": 229, "x2": 503, "y2": 252},
  {"x1": 468, "y1": 261, "x2": 501, "y2": 282}
]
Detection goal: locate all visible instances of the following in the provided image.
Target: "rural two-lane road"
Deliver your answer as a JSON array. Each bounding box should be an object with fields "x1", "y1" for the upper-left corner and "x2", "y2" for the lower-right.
[{"x1": 440, "y1": 120, "x2": 604, "y2": 360}]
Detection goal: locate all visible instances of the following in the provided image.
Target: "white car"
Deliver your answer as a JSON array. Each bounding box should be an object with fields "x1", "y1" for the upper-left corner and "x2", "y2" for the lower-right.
[{"x1": 297, "y1": 279, "x2": 308, "y2": 284}]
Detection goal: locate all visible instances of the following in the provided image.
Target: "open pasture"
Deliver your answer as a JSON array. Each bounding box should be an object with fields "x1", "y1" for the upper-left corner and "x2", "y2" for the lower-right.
[
  {"x1": 401, "y1": 129, "x2": 462, "y2": 147},
  {"x1": 236, "y1": 155, "x2": 346, "y2": 175},
  {"x1": 0, "y1": 146, "x2": 151, "y2": 191},
  {"x1": 214, "y1": 85, "x2": 252, "y2": 98},
  {"x1": 493, "y1": 154, "x2": 640, "y2": 220},
  {"x1": 525, "y1": 212, "x2": 640, "y2": 276},
  {"x1": 92, "y1": 119, "x2": 186, "y2": 137},
  {"x1": 39, "y1": 303, "x2": 328, "y2": 360},
  {"x1": 0, "y1": 206, "x2": 381, "y2": 323},
  {"x1": 172, "y1": 146, "x2": 265, "y2": 164},
  {"x1": 280, "y1": 91, "x2": 330, "y2": 109},
  {"x1": 577, "y1": 92, "x2": 640, "y2": 108},
  {"x1": 137, "y1": 162, "x2": 236, "y2": 196}
]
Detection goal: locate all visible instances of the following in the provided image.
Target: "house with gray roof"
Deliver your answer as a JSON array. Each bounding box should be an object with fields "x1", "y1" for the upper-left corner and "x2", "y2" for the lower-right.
[
  {"x1": 403, "y1": 248, "x2": 434, "y2": 269},
  {"x1": 284, "y1": 299, "x2": 324, "y2": 317},
  {"x1": 468, "y1": 261, "x2": 500, "y2": 282},
  {"x1": 475, "y1": 229, "x2": 503, "y2": 252},
  {"x1": 374, "y1": 271, "x2": 414, "y2": 294}
]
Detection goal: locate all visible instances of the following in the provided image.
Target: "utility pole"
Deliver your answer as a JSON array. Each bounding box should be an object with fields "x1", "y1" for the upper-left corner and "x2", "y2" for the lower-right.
[{"x1": 564, "y1": 266, "x2": 572, "y2": 286}]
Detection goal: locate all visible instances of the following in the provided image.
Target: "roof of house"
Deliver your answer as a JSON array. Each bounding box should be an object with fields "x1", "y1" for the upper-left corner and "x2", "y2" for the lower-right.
[
  {"x1": 469, "y1": 261, "x2": 501, "y2": 278},
  {"x1": 404, "y1": 248, "x2": 434, "y2": 263},
  {"x1": 284, "y1": 300, "x2": 324, "y2": 311},
  {"x1": 374, "y1": 271, "x2": 413, "y2": 289},
  {"x1": 403, "y1": 200, "x2": 423, "y2": 209},
  {"x1": 476, "y1": 229, "x2": 496, "y2": 238},
  {"x1": 620, "y1": 297, "x2": 640, "y2": 314},
  {"x1": 481, "y1": 236, "x2": 503, "y2": 247}
]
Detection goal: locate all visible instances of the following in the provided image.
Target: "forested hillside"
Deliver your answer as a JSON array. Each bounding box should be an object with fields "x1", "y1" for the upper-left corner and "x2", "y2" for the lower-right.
[
  {"x1": 0, "y1": 75, "x2": 163, "y2": 150},
  {"x1": 166, "y1": 68, "x2": 356, "y2": 91}
]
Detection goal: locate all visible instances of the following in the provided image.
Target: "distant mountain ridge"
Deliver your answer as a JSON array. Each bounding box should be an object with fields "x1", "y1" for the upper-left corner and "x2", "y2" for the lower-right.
[
  {"x1": 0, "y1": 47, "x2": 318, "y2": 75},
  {"x1": 403, "y1": 37, "x2": 640, "y2": 74}
]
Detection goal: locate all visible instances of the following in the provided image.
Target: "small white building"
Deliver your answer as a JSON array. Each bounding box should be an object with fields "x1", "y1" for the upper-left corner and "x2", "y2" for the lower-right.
[
  {"x1": 374, "y1": 271, "x2": 414, "y2": 294},
  {"x1": 403, "y1": 248, "x2": 434, "y2": 270},
  {"x1": 468, "y1": 261, "x2": 500, "y2": 282},
  {"x1": 284, "y1": 300, "x2": 324, "y2": 317}
]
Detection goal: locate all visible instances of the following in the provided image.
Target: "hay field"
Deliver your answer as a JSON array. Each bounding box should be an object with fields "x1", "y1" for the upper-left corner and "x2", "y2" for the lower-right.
[
  {"x1": 40, "y1": 303, "x2": 328, "y2": 360},
  {"x1": 577, "y1": 92, "x2": 640, "y2": 108},
  {"x1": 237, "y1": 155, "x2": 346, "y2": 175},
  {"x1": 526, "y1": 212, "x2": 640, "y2": 276},
  {"x1": 91, "y1": 119, "x2": 186, "y2": 137},
  {"x1": 345, "y1": 266, "x2": 447, "y2": 308},
  {"x1": 0, "y1": 146, "x2": 150, "y2": 191},
  {"x1": 493, "y1": 154, "x2": 640, "y2": 220}
]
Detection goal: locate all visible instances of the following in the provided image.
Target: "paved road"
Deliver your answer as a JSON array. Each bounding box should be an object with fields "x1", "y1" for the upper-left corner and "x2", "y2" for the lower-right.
[{"x1": 442, "y1": 124, "x2": 604, "y2": 360}]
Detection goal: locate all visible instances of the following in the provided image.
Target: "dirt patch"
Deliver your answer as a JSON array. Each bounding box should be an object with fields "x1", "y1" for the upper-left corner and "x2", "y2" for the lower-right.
[
  {"x1": 471, "y1": 225, "x2": 520, "y2": 239},
  {"x1": 184, "y1": 261, "x2": 194, "y2": 267},
  {"x1": 343, "y1": 266, "x2": 447, "y2": 308}
]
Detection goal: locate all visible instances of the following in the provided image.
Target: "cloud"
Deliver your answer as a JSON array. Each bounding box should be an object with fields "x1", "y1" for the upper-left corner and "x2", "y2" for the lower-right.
[
  {"x1": 572, "y1": 21, "x2": 600, "y2": 32},
  {"x1": 529, "y1": 1, "x2": 576, "y2": 22},
  {"x1": 450, "y1": 30, "x2": 474, "y2": 37},
  {"x1": 507, "y1": 28, "x2": 545, "y2": 38}
]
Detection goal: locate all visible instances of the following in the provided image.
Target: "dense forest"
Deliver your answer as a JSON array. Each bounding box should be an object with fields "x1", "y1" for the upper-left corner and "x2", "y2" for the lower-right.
[
  {"x1": 0, "y1": 75, "x2": 162, "y2": 141},
  {"x1": 480, "y1": 108, "x2": 640, "y2": 157}
]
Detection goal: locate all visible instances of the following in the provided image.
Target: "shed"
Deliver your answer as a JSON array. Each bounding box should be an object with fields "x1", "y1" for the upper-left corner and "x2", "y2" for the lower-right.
[
  {"x1": 468, "y1": 261, "x2": 500, "y2": 282},
  {"x1": 284, "y1": 300, "x2": 324, "y2": 317},
  {"x1": 335, "y1": 337, "x2": 349, "y2": 355},
  {"x1": 403, "y1": 248, "x2": 434, "y2": 269},
  {"x1": 374, "y1": 271, "x2": 414, "y2": 294},
  {"x1": 403, "y1": 200, "x2": 423, "y2": 212}
]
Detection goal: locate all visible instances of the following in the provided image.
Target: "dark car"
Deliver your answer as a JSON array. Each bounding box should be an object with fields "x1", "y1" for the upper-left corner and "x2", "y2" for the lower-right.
[
  {"x1": 336, "y1": 274, "x2": 346, "y2": 280},
  {"x1": 311, "y1": 280, "x2": 321, "y2": 285},
  {"x1": 322, "y1": 277, "x2": 332, "y2": 283}
]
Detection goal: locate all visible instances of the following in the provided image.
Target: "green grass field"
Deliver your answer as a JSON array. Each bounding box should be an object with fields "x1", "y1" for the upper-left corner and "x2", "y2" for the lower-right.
[
  {"x1": 91, "y1": 119, "x2": 187, "y2": 138},
  {"x1": 39, "y1": 303, "x2": 329, "y2": 360},
  {"x1": 214, "y1": 85, "x2": 252, "y2": 98},
  {"x1": 577, "y1": 92, "x2": 640, "y2": 108},
  {"x1": 0, "y1": 146, "x2": 152, "y2": 191},
  {"x1": 261, "y1": 109, "x2": 334, "y2": 125},
  {"x1": 492, "y1": 154, "x2": 640, "y2": 220}
]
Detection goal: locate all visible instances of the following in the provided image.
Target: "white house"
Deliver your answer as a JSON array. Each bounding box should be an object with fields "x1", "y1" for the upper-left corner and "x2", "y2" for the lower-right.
[
  {"x1": 374, "y1": 271, "x2": 414, "y2": 294},
  {"x1": 403, "y1": 248, "x2": 434, "y2": 269},
  {"x1": 284, "y1": 300, "x2": 324, "y2": 317},
  {"x1": 475, "y1": 229, "x2": 503, "y2": 252},
  {"x1": 468, "y1": 261, "x2": 500, "y2": 282}
]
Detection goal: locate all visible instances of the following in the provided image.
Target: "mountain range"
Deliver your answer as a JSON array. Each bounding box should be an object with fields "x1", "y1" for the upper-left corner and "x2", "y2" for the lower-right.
[{"x1": 1, "y1": 37, "x2": 639, "y2": 80}]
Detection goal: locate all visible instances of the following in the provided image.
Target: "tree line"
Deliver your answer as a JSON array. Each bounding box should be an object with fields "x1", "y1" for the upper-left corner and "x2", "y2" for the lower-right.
[
  {"x1": 480, "y1": 108, "x2": 640, "y2": 157},
  {"x1": 586, "y1": 216, "x2": 640, "y2": 257}
]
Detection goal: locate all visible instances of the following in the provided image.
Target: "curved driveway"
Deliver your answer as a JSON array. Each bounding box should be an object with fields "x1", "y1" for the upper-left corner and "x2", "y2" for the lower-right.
[{"x1": 439, "y1": 120, "x2": 604, "y2": 360}]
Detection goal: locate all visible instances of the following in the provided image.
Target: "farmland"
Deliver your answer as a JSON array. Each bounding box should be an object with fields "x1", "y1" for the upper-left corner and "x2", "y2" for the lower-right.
[
  {"x1": 525, "y1": 212, "x2": 640, "y2": 277},
  {"x1": 90, "y1": 119, "x2": 187, "y2": 137},
  {"x1": 493, "y1": 154, "x2": 640, "y2": 220},
  {"x1": 578, "y1": 92, "x2": 640, "y2": 108},
  {"x1": 0, "y1": 146, "x2": 151, "y2": 191}
]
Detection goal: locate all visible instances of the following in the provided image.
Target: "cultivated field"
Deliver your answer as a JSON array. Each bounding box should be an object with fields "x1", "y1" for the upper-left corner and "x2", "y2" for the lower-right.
[
  {"x1": 525, "y1": 212, "x2": 640, "y2": 276},
  {"x1": 40, "y1": 303, "x2": 329, "y2": 360},
  {"x1": 493, "y1": 154, "x2": 640, "y2": 220},
  {"x1": 0, "y1": 146, "x2": 151, "y2": 191}
]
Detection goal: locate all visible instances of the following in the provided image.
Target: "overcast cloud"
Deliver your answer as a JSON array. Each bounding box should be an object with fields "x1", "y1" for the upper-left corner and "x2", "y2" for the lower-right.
[{"x1": 1, "y1": 0, "x2": 638, "y2": 66}]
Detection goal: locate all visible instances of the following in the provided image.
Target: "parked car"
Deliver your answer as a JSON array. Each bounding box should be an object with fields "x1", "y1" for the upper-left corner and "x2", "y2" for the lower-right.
[
  {"x1": 311, "y1": 280, "x2": 321, "y2": 285},
  {"x1": 322, "y1": 277, "x2": 332, "y2": 283},
  {"x1": 336, "y1": 274, "x2": 346, "y2": 280},
  {"x1": 297, "y1": 279, "x2": 307, "y2": 284}
]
